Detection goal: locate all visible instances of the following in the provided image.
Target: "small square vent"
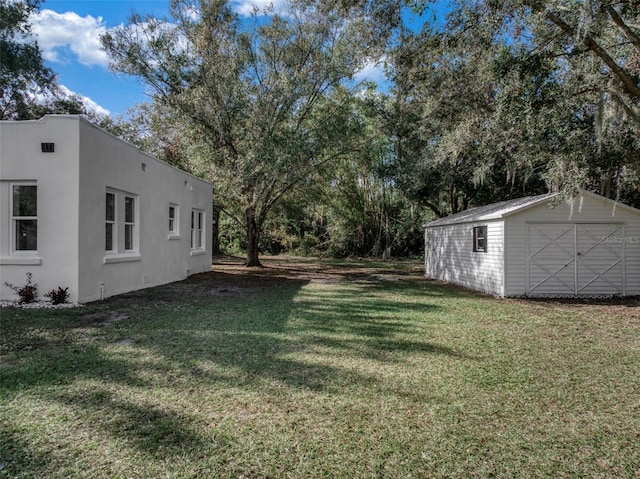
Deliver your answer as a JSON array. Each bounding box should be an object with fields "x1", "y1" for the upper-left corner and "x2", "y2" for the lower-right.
[{"x1": 41, "y1": 142, "x2": 55, "y2": 153}]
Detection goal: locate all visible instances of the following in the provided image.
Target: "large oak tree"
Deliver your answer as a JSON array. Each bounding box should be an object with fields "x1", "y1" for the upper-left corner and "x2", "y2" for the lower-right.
[
  {"x1": 390, "y1": 0, "x2": 640, "y2": 214},
  {"x1": 102, "y1": 0, "x2": 381, "y2": 265}
]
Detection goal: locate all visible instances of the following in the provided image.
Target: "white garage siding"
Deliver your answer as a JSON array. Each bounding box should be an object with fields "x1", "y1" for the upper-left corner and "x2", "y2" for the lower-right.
[
  {"x1": 503, "y1": 193, "x2": 640, "y2": 297},
  {"x1": 425, "y1": 221, "x2": 504, "y2": 296},
  {"x1": 425, "y1": 191, "x2": 640, "y2": 298}
]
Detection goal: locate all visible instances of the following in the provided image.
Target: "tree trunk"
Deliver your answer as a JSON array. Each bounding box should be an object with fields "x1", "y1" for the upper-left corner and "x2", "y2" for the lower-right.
[
  {"x1": 246, "y1": 208, "x2": 261, "y2": 267},
  {"x1": 211, "y1": 206, "x2": 221, "y2": 256}
]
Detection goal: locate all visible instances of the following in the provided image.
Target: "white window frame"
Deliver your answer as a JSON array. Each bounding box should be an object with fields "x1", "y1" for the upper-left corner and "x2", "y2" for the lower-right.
[
  {"x1": 105, "y1": 191, "x2": 116, "y2": 253},
  {"x1": 473, "y1": 225, "x2": 488, "y2": 253},
  {"x1": 11, "y1": 182, "x2": 38, "y2": 254},
  {"x1": 104, "y1": 188, "x2": 140, "y2": 262},
  {"x1": 191, "y1": 209, "x2": 204, "y2": 250},
  {"x1": 169, "y1": 203, "x2": 179, "y2": 237},
  {"x1": 124, "y1": 195, "x2": 136, "y2": 252}
]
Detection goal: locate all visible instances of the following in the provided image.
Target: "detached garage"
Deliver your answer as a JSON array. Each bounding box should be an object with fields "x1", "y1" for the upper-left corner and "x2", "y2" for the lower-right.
[{"x1": 423, "y1": 190, "x2": 640, "y2": 297}]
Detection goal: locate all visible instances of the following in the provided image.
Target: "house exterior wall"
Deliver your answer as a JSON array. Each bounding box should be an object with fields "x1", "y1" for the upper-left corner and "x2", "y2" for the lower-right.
[
  {"x1": 0, "y1": 117, "x2": 81, "y2": 302},
  {"x1": 1, "y1": 115, "x2": 213, "y2": 303},
  {"x1": 424, "y1": 220, "x2": 505, "y2": 296},
  {"x1": 77, "y1": 118, "x2": 212, "y2": 302},
  {"x1": 504, "y1": 193, "x2": 640, "y2": 297}
]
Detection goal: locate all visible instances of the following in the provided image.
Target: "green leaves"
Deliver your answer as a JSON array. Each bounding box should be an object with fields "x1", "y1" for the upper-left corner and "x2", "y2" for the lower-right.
[
  {"x1": 102, "y1": 0, "x2": 384, "y2": 264},
  {"x1": 390, "y1": 0, "x2": 640, "y2": 214},
  {"x1": 0, "y1": 0, "x2": 56, "y2": 119}
]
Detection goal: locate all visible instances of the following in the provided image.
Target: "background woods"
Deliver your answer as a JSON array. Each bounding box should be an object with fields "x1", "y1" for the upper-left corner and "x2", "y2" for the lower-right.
[{"x1": 4, "y1": 0, "x2": 639, "y2": 261}]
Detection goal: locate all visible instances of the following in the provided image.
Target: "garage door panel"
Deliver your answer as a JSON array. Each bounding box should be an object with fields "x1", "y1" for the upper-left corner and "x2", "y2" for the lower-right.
[
  {"x1": 528, "y1": 266, "x2": 575, "y2": 295},
  {"x1": 576, "y1": 225, "x2": 623, "y2": 295},
  {"x1": 528, "y1": 224, "x2": 575, "y2": 295},
  {"x1": 529, "y1": 225, "x2": 573, "y2": 252},
  {"x1": 527, "y1": 224, "x2": 624, "y2": 296},
  {"x1": 578, "y1": 281, "x2": 621, "y2": 295}
]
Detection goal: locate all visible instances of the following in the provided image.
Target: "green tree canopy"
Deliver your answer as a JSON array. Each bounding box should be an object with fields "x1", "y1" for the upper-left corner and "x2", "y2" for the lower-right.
[
  {"x1": 390, "y1": 0, "x2": 640, "y2": 213},
  {"x1": 102, "y1": 0, "x2": 384, "y2": 265},
  {"x1": 1, "y1": 0, "x2": 108, "y2": 119},
  {"x1": 0, "y1": 0, "x2": 56, "y2": 119}
]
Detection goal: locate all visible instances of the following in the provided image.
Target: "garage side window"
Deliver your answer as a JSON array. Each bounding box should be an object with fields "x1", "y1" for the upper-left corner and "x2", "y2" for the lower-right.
[
  {"x1": 473, "y1": 225, "x2": 487, "y2": 253},
  {"x1": 12, "y1": 183, "x2": 37, "y2": 252}
]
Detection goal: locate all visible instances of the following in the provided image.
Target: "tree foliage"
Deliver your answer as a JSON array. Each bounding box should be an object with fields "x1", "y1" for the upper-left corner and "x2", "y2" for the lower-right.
[
  {"x1": 510, "y1": 0, "x2": 640, "y2": 204},
  {"x1": 321, "y1": 88, "x2": 425, "y2": 257},
  {"x1": 518, "y1": 0, "x2": 640, "y2": 113},
  {"x1": 0, "y1": 0, "x2": 108, "y2": 119},
  {"x1": 388, "y1": 11, "x2": 549, "y2": 218},
  {"x1": 102, "y1": 0, "x2": 384, "y2": 265},
  {"x1": 390, "y1": 0, "x2": 640, "y2": 216},
  {"x1": 100, "y1": 0, "x2": 640, "y2": 261},
  {"x1": 0, "y1": 0, "x2": 56, "y2": 119}
]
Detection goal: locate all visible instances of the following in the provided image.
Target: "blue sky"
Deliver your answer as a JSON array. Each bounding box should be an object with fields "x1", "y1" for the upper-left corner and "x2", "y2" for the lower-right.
[
  {"x1": 34, "y1": 0, "x2": 172, "y2": 117},
  {"x1": 32, "y1": 1, "x2": 439, "y2": 118}
]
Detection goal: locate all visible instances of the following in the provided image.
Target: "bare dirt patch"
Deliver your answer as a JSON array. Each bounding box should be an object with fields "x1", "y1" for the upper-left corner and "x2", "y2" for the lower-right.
[
  {"x1": 93, "y1": 255, "x2": 637, "y2": 322},
  {"x1": 206, "y1": 255, "x2": 425, "y2": 285}
]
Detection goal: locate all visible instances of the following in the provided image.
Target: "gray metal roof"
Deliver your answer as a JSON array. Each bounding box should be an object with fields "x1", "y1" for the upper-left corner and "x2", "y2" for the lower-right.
[{"x1": 423, "y1": 192, "x2": 559, "y2": 228}]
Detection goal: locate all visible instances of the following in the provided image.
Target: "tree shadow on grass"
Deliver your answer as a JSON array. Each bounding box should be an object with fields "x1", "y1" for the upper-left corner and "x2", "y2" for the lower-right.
[
  {"x1": 51, "y1": 388, "x2": 216, "y2": 458},
  {"x1": 300, "y1": 335, "x2": 471, "y2": 363},
  {"x1": 0, "y1": 343, "x2": 146, "y2": 394},
  {"x1": 133, "y1": 273, "x2": 469, "y2": 394},
  {"x1": 0, "y1": 388, "x2": 220, "y2": 477},
  {"x1": 0, "y1": 267, "x2": 471, "y2": 475},
  {"x1": 0, "y1": 423, "x2": 57, "y2": 479}
]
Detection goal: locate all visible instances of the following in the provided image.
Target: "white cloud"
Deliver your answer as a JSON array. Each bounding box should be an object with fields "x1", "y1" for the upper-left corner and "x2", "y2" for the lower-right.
[
  {"x1": 232, "y1": 0, "x2": 288, "y2": 17},
  {"x1": 30, "y1": 9, "x2": 109, "y2": 67},
  {"x1": 354, "y1": 57, "x2": 388, "y2": 84},
  {"x1": 58, "y1": 85, "x2": 111, "y2": 117},
  {"x1": 31, "y1": 84, "x2": 111, "y2": 116},
  {"x1": 181, "y1": 5, "x2": 202, "y2": 21}
]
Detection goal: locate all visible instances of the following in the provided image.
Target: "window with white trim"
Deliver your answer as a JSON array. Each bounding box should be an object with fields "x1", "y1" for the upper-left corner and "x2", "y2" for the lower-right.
[
  {"x1": 473, "y1": 225, "x2": 487, "y2": 253},
  {"x1": 191, "y1": 209, "x2": 204, "y2": 250},
  {"x1": 124, "y1": 196, "x2": 135, "y2": 251},
  {"x1": 12, "y1": 183, "x2": 37, "y2": 252},
  {"x1": 105, "y1": 192, "x2": 115, "y2": 252},
  {"x1": 105, "y1": 189, "x2": 138, "y2": 255},
  {"x1": 169, "y1": 204, "x2": 178, "y2": 235}
]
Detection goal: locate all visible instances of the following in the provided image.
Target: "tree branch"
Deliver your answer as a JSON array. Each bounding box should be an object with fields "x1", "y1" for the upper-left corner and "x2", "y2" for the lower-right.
[
  {"x1": 606, "y1": 4, "x2": 640, "y2": 50},
  {"x1": 422, "y1": 200, "x2": 445, "y2": 219},
  {"x1": 526, "y1": 1, "x2": 640, "y2": 99}
]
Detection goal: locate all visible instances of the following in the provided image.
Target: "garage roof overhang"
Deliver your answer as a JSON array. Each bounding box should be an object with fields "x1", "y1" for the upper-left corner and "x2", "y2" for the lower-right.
[{"x1": 422, "y1": 190, "x2": 640, "y2": 229}]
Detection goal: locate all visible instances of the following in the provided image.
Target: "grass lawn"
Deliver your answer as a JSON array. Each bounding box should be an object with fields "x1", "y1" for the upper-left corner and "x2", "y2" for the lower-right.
[{"x1": 1, "y1": 257, "x2": 639, "y2": 478}]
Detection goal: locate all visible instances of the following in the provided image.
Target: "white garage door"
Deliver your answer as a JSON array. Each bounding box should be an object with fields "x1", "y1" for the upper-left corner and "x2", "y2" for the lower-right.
[{"x1": 527, "y1": 223, "x2": 625, "y2": 296}]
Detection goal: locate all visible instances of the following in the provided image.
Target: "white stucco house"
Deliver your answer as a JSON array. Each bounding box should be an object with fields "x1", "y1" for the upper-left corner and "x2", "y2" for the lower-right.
[
  {"x1": 424, "y1": 190, "x2": 640, "y2": 297},
  {"x1": 0, "y1": 115, "x2": 213, "y2": 303}
]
